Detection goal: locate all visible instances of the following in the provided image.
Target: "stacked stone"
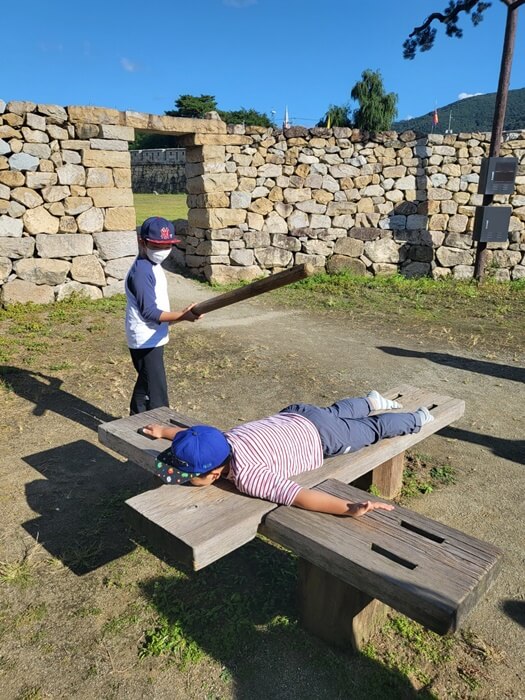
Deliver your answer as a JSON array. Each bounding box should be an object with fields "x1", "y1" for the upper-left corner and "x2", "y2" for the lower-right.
[
  {"x1": 428, "y1": 132, "x2": 525, "y2": 281},
  {"x1": 0, "y1": 100, "x2": 138, "y2": 304},
  {"x1": 182, "y1": 125, "x2": 525, "y2": 284}
]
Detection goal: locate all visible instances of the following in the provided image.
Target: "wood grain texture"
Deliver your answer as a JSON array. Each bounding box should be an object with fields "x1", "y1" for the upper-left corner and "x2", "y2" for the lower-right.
[
  {"x1": 297, "y1": 559, "x2": 389, "y2": 650},
  {"x1": 192, "y1": 263, "x2": 314, "y2": 315},
  {"x1": 261, "y1": 480, "x2": 502, "y2": 635},
  {"x1": 354, "y1": 452, "x2": 405, "y2": 499}
]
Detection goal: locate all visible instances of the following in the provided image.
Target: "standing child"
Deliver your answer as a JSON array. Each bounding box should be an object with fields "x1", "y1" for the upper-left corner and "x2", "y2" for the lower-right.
[{"x1": 125, "y1": 216, "x2": 201, "y2": 415}]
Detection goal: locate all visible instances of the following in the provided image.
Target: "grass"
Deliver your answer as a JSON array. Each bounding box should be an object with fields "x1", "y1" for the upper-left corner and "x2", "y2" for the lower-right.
[
  {"x1": 133, "y1": 193, "x2": 188, "y2": 225},
  {"x1": 0, "y1": 285, "x2": 511, "y2": 698},
  {"x1": 139, "y1": 538, "x2": 298, "y2": 668},
  {"x1": 399, "y1": 452, "x2": 456, "y2": 502},
  {"x1": 230, "y1": 270, "x2": 525, "y2": 355},
  {"x1": 0, "y1": 295, "x2": 126, "y2": 368},
  {"x1": 2, "y1": 262, "x2": 524, "y2": 362},
  {"x1": 0, "y1": 545, "x2": 40, "y2": 588},
  {"x1": 270, "y1": 269, "x2": 525, "y2": 316}
]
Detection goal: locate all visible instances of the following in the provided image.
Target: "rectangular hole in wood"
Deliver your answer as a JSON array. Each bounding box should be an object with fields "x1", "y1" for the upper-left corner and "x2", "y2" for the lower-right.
[
  {"x1": 371, "y1": 543, "x2": 417, "y2": 570},
  {"x1": 426, "y1": 403, "x2": 438, "y2": 411},
  {"x1": 137, "y1": 428, "x2": 156, "y2": 439},
  {"x1": 169, "y1": 418, "x2": 192, "y2": 428},
  {"x1": 401, "y1": 520, "x2": 445, "y2": 543}
]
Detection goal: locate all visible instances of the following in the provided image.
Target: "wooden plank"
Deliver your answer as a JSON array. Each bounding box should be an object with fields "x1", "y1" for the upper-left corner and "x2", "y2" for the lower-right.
[
  {"x1": 98, "y1": 407, "x2": 198, "y2": 473},
  {"x1": 191, "y1": 263, "x2": 314, "y2": 315},
  {"x1": 125, "y1": 480, "x2": 276, "y2": 570},
  {"x1": 260, "y1": 480, "x2": 502, "y2": 634}
]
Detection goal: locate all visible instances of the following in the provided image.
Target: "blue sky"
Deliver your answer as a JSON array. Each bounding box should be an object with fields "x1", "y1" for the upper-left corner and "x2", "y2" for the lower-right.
[{"x1": 2, "y1": 0, "x2": 524, "y2": 126}]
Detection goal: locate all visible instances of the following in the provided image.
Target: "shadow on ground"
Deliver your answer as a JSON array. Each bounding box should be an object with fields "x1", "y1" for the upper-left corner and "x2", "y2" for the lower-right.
[
  {"x1": 501, "y1": 600, "x2": 525, "y2": 629},
  {"x1": 22, "y1": 440, "x2": 154, "y2": 574},
  {"x1": 138, "y1": 538, "x2": 434, "y2": 700},
  {"x1": 440, "y1": 426, "x2": 525, "y2": 466},
  {"x1": 377, "y1": 346, "x2": 525, "y2": 384},
  {"x1": 1, "y1": 366, "x2": 116, "y2": 431}
]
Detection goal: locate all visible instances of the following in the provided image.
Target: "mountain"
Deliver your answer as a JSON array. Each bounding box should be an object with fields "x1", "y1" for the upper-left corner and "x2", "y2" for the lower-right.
[{"x1": 393, "y1": 87, "x2": 525, "y2": 134}]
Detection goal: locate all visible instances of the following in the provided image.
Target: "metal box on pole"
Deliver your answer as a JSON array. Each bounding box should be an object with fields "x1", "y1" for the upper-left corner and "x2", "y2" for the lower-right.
[
  {"x1": 473, "y1": 206, "x2": 512, "y2": 243},
  {"x1": 478, "y1": 157, "x2": 518, "y2": 195}
]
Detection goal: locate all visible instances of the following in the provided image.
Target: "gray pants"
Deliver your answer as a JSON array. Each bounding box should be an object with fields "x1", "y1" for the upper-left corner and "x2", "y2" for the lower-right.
[{"x1": 280, "y1": 397, "x2": 422, "y2": 456}]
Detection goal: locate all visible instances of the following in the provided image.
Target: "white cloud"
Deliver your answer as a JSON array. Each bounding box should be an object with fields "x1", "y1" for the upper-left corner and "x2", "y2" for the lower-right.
[
  {"x1": 121, "y1": 58, "x2": 138, "y2": 72},
  {"x1": 223, "y1": 0, "x2": 257, "y2": 7},
  {"x1": 38, "y1": 41, "x2": 64, "y2": 53},
  {"x1": 458, "y1": 92, "x2": 484, "y2": 100}
]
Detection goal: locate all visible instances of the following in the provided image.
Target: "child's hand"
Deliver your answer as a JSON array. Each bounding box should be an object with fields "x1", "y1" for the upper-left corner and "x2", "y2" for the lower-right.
[
  {"x1": 179, "y1": 303, "x2": 202, "y2": 322},
  {"x1": 141, "y1": 424, "x2": 169, "y2": 439},
  {"x1": 347, "y1": 500, "x2": 395, "y2": 517}
]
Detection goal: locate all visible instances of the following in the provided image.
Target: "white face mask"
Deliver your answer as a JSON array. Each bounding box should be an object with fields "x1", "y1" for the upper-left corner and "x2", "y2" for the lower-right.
[{"x1": 146, "y1": 247, "x2": 171, "y2": 265}]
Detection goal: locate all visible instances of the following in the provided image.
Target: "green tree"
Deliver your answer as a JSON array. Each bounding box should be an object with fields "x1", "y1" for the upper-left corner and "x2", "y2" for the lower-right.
[
  {"x1": 403, "y1": 1, "x2": 492, "y2": 59},
  {"x1": 350, "y1": 69, "x2": 398, "y2": 131},
  {"x1": 166, "y1": 94, "x2": 218, "y2": 118},
  {"x1": 403, "y1": 0, "x2": 525, "y2": 281},
  {"x1": 131, "y1": 132, "x2": 181, "y2": 149},
  {"x1": 316, "y1": 104, "x2": 352, "y2": 128},
  {"x1": 218, "y1": 107, "x2": 273, "y2": 127}
]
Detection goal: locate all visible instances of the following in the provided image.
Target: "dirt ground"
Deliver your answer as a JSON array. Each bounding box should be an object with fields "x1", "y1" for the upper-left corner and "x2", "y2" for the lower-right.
[{"x1": 0, "y1": 269, "x2": 524, "y2": 700}]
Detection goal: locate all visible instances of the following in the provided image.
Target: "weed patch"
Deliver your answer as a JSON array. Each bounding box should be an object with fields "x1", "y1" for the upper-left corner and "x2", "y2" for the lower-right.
[{"x1": 399, "y1": 452, "x2": 457, "y2": 502}]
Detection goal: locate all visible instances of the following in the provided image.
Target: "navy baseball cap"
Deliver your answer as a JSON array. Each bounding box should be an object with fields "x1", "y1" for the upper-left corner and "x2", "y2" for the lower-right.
[
  {"x1": 140, "y1": 216, "x2": 180, "y2": 245},
  {"x1": 154, "y1": 425, "x2": 231, "y2": 484}
]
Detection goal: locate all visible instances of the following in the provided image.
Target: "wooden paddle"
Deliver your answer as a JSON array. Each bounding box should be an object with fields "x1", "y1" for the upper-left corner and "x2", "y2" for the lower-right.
[{"x1": 192, "y1": 263, "x2": 315, "y2": 315}]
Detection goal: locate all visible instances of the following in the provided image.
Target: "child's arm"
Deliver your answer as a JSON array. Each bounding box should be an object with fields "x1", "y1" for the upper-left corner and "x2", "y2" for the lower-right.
[
  {"x1": 292, "y1": 487, "x2": 395, "y2": 517},
  {"x1": 158, "y1": 303, "x2": 202, "y2": 324},
  {"x1": 141, "y1": 424, "x2": 183, "y2": 440},
  {"x1": 129, "y1": 262, "x2": 201, "y2": 325}
]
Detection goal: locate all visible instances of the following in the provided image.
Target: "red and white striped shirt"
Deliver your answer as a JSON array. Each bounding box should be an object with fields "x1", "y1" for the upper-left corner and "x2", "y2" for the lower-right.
[{"x1": 224, "y1": 412, "x2": 324, "y2": 506}]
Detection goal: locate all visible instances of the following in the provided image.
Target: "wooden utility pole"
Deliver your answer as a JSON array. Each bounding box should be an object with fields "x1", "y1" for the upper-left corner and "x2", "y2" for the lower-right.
[{"x1": 474, "y1": 0, "x2": 525, "y2": 280}]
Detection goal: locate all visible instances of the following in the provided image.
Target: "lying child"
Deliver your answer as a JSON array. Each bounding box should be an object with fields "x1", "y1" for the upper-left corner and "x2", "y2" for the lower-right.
[{"x1": 142, "y1": 390, "x2": 434, "y2": 517}]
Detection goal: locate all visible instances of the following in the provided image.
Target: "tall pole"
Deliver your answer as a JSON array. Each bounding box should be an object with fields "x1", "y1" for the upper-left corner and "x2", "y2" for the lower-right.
[{"x1": 474, "y1": 1, "x2": 521, "y2": 280}]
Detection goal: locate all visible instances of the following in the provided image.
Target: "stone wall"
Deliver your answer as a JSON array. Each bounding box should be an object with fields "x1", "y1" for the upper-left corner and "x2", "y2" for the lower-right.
[
  {"x1": 0, "y1": 100, "x2": 224, "y2": 304},
  {"x1": 131, "y1": 149, "x2": 186, "y2": 194},
  {"x1": 1, "y1": 97, "x2": 524, "y2": 305},
  {"x1": 180, "y1": 126, "x2": 525, "y2": 284}
]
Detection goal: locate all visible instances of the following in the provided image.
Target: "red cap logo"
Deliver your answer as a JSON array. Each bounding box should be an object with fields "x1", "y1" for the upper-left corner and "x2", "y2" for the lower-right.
[{"x1": 160, "y1": 226, "x2": 171, "y2": 240}]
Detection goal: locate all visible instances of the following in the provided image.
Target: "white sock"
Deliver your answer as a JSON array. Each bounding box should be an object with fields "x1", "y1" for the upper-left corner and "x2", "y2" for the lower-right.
[
  {"x1": 367, "y1": 390, "x2": 402, "y2": 411},
  {"x1": 415, "y1": 407, "x2": 434, "y2": 426}
]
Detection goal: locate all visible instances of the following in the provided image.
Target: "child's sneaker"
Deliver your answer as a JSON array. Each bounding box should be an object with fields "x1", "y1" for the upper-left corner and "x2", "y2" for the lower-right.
[
  {"x1": 367, "y1": 390, "x2": 402, "y2": 411},
  {"x1": 415, "y1": 407, "x2": 434, "y2": 426}
]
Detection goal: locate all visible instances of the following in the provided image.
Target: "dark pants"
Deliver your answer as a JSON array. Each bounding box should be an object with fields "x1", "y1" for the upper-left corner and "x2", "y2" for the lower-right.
[
  {"x1": 280, "y1": 397, "x2": 422, "y2": 456},
  {"x1": 129, "y1": 346, "x2": 169, "y2": 415}
]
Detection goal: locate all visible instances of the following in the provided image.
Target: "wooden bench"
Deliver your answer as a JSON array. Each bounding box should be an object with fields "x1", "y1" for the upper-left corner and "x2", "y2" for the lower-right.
[
  {"x1": 98, "y1": 385, "x2": 502, "y2": 649},
  {"x1": 99, "y1": 385, "x2": 464, "y2": 569},
  {"x1": 261, "y1": 480, "x2": 501, "y2": 649}
]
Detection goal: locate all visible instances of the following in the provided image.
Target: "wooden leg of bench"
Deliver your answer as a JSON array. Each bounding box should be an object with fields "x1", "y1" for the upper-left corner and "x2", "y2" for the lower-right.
[
  {"x1": 353, "y1": 451, "x2": 405, "y2": 499},
  {"x1": 297, "y1": 559, "x2": 388, "y2": 652}
]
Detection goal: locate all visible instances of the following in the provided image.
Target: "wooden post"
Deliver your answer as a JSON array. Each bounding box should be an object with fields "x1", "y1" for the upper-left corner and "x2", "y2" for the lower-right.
[
  {"x1": 352, "y1": 451, "x2": 405, "y2": 499},
  {"x1": 474, "y1": 2, "x2": 520, "y2": 280},
  {"x1": 297, "y1": 559, "x2": 389, "y2": 651}
]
